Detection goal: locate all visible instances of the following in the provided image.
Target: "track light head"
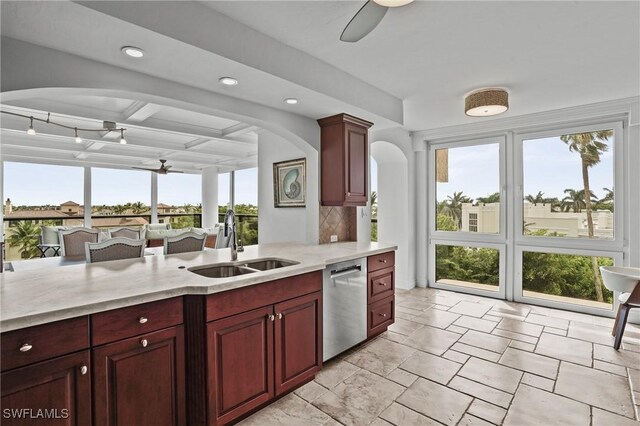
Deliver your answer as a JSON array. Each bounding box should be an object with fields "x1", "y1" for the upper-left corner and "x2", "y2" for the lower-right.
[
  {"x1": 27, "y1": 117, "x2": 36, "y2": 135},
  {"x1": 74, "y1": 128, "x2": 82, "y2": 143},
  {"x1": 119, "y1": 129, "x2": 127, "y2": 145}
]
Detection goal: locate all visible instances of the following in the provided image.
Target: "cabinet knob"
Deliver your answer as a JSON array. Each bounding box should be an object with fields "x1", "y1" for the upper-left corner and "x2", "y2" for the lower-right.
[
  {"x1": 138, "y1": 316, "x2": 148, "y2": 324},
  {"x1": 267, "y1": 314, "x2": 275, "y2": 322},
  {"x1": 140, "y1": 339, "x2": 148, "y2": 348},
  {"x1": 379, "y1": 259, "x2": 387, "y2": 263},
  {"x1": 378, "y1": 282, "x2": 387, "y2": 286},
  {"x1": 80, "y1": 365, "x2": 88, "y2": 375},
  {"x1": 379, "y1": 313, "x2": 387, "y2": 318},
  {"x1": 277, "y1": 313, "x2": 283, "y2": 320},
  {"x1": 19, "y1": 343, "x2": 33, "y2": 353}
]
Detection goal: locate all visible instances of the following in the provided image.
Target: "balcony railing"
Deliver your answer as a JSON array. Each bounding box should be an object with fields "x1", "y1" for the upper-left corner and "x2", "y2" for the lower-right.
[{"x1": 2, "y1": 212, "x2": 259, "y2": 261}]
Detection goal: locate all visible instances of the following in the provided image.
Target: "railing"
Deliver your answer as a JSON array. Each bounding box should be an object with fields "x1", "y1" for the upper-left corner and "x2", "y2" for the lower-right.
[{"x1": 2, "y1": 212, "x2": 259, "y2": 261}]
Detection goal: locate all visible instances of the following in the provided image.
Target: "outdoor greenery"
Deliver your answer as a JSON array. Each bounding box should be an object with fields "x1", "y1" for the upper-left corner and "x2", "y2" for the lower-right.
[
  {"x1": 434, "y1": 130, "x2": 614, "y2": 304},
  {"x1": 219, "y1": 204, "x2": 259, "y2": 245},
  {"x1": 370, "y1": 191, "x2": 378, "y2": 242},
  {"x1": 7, "y1": 221, "x2": 41, "y2": 259}
]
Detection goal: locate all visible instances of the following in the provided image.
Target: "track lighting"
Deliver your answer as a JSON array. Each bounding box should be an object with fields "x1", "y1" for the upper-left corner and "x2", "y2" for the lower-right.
[
  {"x1": 27, "y1": 117, "x2": 36, "y2": 135},
  {"x1": 1, "y1": 110, "x2": 127, "y2": 145}
]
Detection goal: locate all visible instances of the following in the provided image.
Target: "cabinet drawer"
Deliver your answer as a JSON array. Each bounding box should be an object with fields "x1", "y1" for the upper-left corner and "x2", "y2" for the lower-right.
[
  {"x1": 367, "y1": 251, "x2": 395, "y2": 273},
  {"x1": 368, "y1": 266, "x2": 394, "y2": 304},
  {"x1": 367, "y1": 296, "x2": 394, "y2": 338},
  {"x1": 92, "y1": 297, "x2": 183, "y2": 346},
  {"x1": 1, "y1": 316, "x2": 89, "y2": 371}
]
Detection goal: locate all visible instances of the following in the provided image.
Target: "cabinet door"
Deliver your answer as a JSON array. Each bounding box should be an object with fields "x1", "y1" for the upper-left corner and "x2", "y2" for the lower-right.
[
  {"x1": 274, "y1": 291, "x2": 322, "y2": 395},
  {"x1": 344, "y1": 123, "x2": 368, "y2": 205},
  {"x1": 1, "y1": 350, "x2": 91, "y2": 426},
  {"x1": 207, "y1": 306, "x2": 274, "y2": 425},
  {"x1": 93, "y1": 326, "x2": 185, "y2": 426}
]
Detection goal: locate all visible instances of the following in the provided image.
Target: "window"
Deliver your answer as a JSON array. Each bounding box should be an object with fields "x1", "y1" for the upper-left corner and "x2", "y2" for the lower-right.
[
  {"x1": 92, "y1": 168, "x2": 150, "y2": 229},
  {"x1": 436, "y1": 244, "x2": 500, "y2": 293},
  {"x1": 522, "y1": 128, "x2": 615, "y2": 240},
  {"x1": 3, "y1": 162, "x2": 83, "y2": 260},
  {"x1": 468, "y1": 213, "x2": 478, "y2": 232},
  {"x1": 435, "y1": 143, "x2": 501, "y2": 234},
  {"x1": 233, "y1": 168, "x2": 258, "y2": 245},
  {"x1": 158, "y1": 173, "x2": 201, "y2": 229}
]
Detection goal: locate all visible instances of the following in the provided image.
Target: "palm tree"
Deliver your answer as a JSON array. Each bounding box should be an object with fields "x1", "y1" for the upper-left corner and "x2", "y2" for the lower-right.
[
  {"x1": 131, "y1": 201, "x2": 147, "y2": 214},
  {"x1": 112, "y1": 204, "x2": 127, "y2": 215},
  {"x1": 561, "y1": 188, "x2": 586, "y2": 213},
  {"x1": 476, "y1": 192, "x2": 500, "y2": 204},
  {"x1": 526, "y1": 191, "x2": 546, "y2": 204},
  {"x1": 370, "y1": 191, "x2": 378, "y2": 219},
  {"x1": 7, "y1": 221, "x2": 41, "y2": 259},
  {"x1": 601, "y1": 187, "x2": 614, "y2": 202},
  {"x1": 440, "y1": 191, "x2": 472, "y2": 229},
  {"x1": 561, "y1": 130, "x2": 612, "y2": 302}
]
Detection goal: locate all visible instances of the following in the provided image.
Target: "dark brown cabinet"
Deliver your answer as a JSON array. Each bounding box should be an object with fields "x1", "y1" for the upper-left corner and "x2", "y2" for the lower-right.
[
  {"x1": 274, "y1": 291, "x2": 322, "y2": 395},
  {"x1": 93, "y1": 326, "x2": 186, "y2": 426},
  {"x1": 318, "y1": 113, "x2": 373, "y2": 207},
  {"x1": 367, "y1": 252, "x2": 396, "y2": 337},
  {"x1": 1, "y1": 350, "x2": 91, "y2": 426},
  {"x1": 207, "y1": 306, "x2": 274, "y2": 425},
  {"x1": 188, "y1": 272, "x2": 322, "y2": 425},
  {"x1": 1, "y1": 316, "x2": 91, "y2": 426}
]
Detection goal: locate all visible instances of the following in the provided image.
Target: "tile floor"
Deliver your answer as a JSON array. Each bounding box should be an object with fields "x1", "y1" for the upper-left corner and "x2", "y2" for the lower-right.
[{"x1": 240, "y1": 288, "x2": 640, "y2": 425}]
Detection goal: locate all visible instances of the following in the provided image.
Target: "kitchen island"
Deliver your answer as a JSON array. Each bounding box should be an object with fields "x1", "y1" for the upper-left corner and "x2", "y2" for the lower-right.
[{"x1": 1, "y1": 241, "x2": 396, "y2": 426}]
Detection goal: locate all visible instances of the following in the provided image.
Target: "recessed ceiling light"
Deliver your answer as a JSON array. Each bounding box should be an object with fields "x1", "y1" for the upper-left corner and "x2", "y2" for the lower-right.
[
  {"x1": 283, "y1": 98, "x2": 299, "y2": 105},
  {"x1": 121, "y1": 46, "x2": 144, "y2": 58},
  {"x1": 219, "y1": 77, "x2": 239, "y2": 86}
]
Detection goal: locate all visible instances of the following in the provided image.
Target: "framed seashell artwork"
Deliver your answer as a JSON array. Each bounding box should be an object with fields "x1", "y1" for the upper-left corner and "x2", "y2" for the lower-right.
[{"x1": 273, "y1": 158, "x2": 306, "y2": 207}]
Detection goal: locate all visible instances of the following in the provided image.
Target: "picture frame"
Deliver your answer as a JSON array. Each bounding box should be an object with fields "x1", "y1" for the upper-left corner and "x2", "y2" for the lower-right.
[{"x1": 273, "y1": 158, "x2": 306, "y2": 208}]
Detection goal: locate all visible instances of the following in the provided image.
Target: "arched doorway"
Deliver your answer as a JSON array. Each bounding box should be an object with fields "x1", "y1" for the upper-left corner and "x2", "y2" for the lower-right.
[{"x1": 371, "y1": 141, "x2": 411, "y2": 289}]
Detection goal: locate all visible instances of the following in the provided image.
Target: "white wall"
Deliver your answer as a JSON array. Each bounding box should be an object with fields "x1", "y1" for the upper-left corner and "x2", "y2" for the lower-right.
[
  {"x1": 258, "y1": 131, "x2": 319, "y2": 244},
  {"x1": 370, "y1": 128, "x2": 417, "y2": 290}
]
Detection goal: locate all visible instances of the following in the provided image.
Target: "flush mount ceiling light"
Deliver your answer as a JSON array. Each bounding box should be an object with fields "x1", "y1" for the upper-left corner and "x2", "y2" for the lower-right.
[
  {"x1": 283, "y1": 98, "x2": 299, "y2": 105},
  {"x1": 373, "y1": 0, "x2": 414, "y2": 7},
  {"x1": 121, "y1": 46, "x2": 144, "y2": 58},
  {"x1": 219, "y1": 77, "x2": 238, "y2": 86},
  {"x1": 465, "y1": 88, "x2": 509, "y2": 117}
]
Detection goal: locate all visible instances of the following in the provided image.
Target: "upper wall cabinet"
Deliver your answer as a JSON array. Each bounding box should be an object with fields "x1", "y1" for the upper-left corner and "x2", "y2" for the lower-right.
[{"x1": 318, "y1": 113, "x2": 373, "y2": 207}]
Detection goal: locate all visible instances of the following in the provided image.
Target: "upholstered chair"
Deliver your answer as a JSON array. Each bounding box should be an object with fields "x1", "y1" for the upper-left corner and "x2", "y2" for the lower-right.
[
  {"x1": 58, "y1": 228, "x2": 99, "y2": 257},
  {"x1": 163, "y1": 232, "x2": 207, "y2": 255},
  {"x1": 85, "y1": 238, "x2": 145, "y2": 264},
  {"x1": 108, "y1": 227, "x2": 145, "y2": 240}
]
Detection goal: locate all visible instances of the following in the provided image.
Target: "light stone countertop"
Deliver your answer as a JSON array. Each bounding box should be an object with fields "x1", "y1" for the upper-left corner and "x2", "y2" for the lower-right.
[{"x1": 1, "y1": 241, "x2": 396, "y2": 332}]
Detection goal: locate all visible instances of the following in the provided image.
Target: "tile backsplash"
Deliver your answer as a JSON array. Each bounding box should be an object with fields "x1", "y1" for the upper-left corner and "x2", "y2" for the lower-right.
[{"x1": 319, "y1": 206, "x2": 357, "y2": 244}]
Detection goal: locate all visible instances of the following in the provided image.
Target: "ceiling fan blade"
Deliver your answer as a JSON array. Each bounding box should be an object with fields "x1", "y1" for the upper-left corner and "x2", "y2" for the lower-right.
[
  {"x1": 340, "y1": 1, "x2": 388, "y2": 42},
  {"x1": 131, "y1": 167, "x2": 157, "y2": 172},
  {"x1": 167, "y1": 170, "x2": 184, "y2": 174}
]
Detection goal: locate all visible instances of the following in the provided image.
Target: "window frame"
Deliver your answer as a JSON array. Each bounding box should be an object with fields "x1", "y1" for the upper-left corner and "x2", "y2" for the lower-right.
[
  {"x1": 428, "y1": 135, "x2": 507, "y2": 245},
  {"x1": 514, "y1": 120, "x2": 624, "y2": 252}
]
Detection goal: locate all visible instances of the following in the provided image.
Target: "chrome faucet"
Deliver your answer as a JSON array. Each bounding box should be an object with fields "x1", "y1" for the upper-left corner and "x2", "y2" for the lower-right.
[{"x1": 223, "y1": 209, "x2": 243, "y2": 261}]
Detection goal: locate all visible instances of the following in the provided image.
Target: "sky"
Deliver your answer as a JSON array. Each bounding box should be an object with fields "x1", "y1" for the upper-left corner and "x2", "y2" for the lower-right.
[
  {"x1": 3, "y1": 133, "x2": 613, "y2": 207},
  {"x1": 436, "y1": 135, "x2": 614, "y2": 203},
  {"x1": 3, "y1": 163, "x2": 257, "y2": 206}
]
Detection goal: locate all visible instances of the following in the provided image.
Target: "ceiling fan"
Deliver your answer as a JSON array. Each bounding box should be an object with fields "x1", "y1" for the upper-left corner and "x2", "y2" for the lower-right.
[
  {"x1": 132, "y1": 159, "x2": 183, "y2": 174},
  {"x1": 340, "y1": 0, "x2": 414, "y2": 43}
]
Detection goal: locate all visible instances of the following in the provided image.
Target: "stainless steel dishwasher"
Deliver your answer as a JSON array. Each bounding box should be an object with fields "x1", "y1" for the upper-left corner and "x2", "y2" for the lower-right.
[{"x1": 323, "y1": 257, "x2": 367, "y2": 361}]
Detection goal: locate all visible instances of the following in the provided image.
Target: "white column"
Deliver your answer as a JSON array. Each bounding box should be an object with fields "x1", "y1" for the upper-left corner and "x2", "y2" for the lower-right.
[
  {"x1": 150, "y1": 173, "x2": 158, "y2": 223},
  {"x1": 201, "y1": 167, "x2": 219, "y2": 228},
  {"x1": 0, "y1": 160, "x2": 4, "y2": 242},
  {"x1": 84, "y1": 167, "x2": 92, "y2": 227},
  {"x1": 229, "y1": 170, "x2": 235, "y2": 209},
  {"x1": 413, "y1": 137, "x2": 428, "y2": 288}
]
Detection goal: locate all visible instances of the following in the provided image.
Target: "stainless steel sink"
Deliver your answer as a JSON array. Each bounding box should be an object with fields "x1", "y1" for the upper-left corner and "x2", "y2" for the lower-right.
[
  {"x1": 241, "y1": 258, "x2": 300, "y2": 271},
  {"x1": 188, "y1": 264, "x2": 256, "y2": 278},
  {"x1": 187, "y1": 258, "x2": 299, "y2": 278}
]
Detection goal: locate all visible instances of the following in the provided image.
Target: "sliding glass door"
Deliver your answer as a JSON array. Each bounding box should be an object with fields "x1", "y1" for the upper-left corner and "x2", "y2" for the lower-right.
[
  {"x1": 427, "y1": 120, "x2": 625, "y2": 315},
  {"x1": 514, "y1": 121, "x2": 624, "y2": 315},
  {"x1": 428, "y1": 136, "x2": 507, "y2": 299}
]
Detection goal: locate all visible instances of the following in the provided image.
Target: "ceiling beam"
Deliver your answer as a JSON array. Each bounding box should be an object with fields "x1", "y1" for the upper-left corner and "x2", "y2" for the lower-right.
[
  {"x1": 122, "y1": 101, "x2": 163, "y2": 122},
  {"x1": 2, "y1": 101, "x2": 258, "y2": 147},
  {"x1": 221, "y1": 123, "x2": 259, "y2": 137}
]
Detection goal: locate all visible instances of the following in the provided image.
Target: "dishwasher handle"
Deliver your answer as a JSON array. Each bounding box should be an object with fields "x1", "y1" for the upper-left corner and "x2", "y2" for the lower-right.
[{"x1": 330, "y1": 265, "x2": 362, "y2": 280}]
